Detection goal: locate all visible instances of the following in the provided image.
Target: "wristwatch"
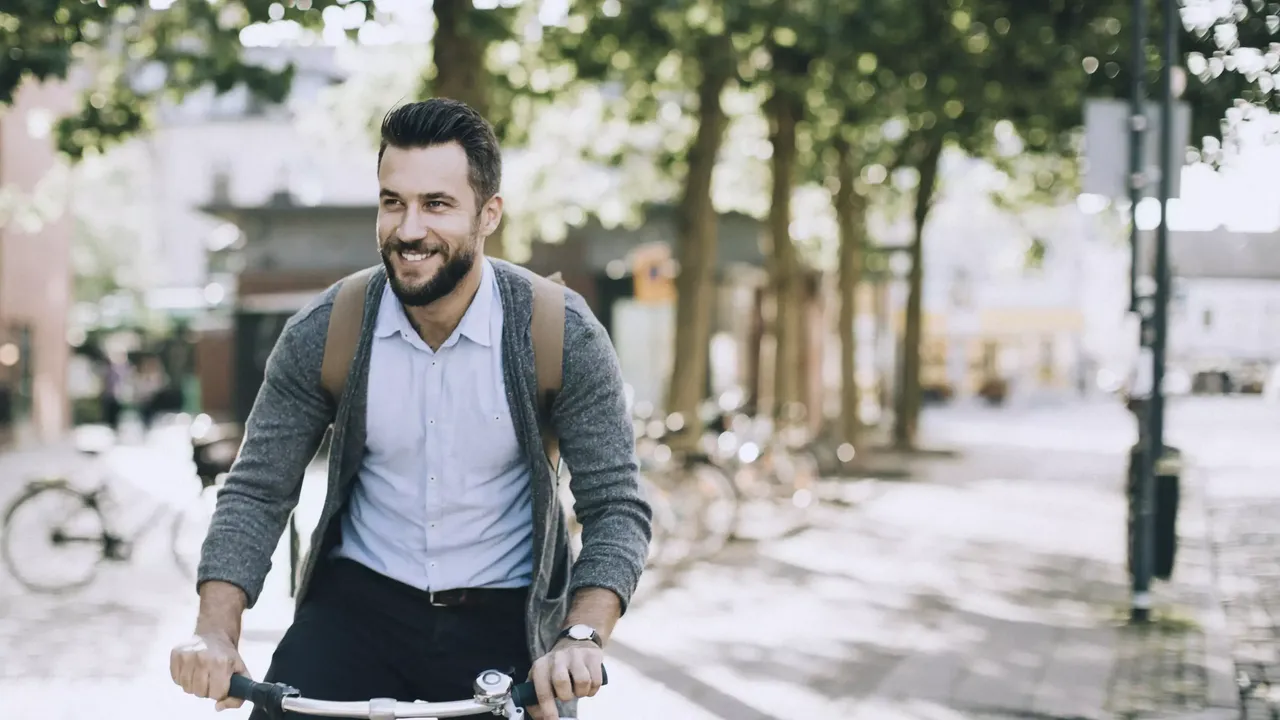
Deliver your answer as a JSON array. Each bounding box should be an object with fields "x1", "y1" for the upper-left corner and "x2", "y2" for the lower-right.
[{"x1": 557, "y1": 624, "x2": 603, "y2": 648}]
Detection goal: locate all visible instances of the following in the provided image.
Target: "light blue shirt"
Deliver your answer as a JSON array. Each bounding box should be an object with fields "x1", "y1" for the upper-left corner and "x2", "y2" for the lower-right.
[{"x1": 334, "y1": 258, "x2": 535, "y2": 591}]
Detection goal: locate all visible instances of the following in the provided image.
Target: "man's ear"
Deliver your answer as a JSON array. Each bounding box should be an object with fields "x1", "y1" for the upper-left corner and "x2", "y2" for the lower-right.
[{"x1": 479, "y1": 194, "x2": 504, "y2": 238}]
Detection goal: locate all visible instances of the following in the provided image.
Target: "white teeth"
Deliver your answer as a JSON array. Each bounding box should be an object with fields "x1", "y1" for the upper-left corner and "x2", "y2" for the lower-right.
[{"x1": 401, "y1": 251, "x2": 429, "y2": 261}]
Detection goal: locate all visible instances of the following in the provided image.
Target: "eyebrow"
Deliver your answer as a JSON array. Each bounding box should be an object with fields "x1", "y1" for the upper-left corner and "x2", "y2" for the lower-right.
[{"x1": 379, "y1": 189, "x2": 458, "y2": 204}]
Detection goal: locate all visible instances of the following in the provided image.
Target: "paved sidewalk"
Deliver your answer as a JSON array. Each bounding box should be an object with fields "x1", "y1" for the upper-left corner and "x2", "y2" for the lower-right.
[{"x1": 583, "y1": 445, "x2": 1235, "y2": 719}]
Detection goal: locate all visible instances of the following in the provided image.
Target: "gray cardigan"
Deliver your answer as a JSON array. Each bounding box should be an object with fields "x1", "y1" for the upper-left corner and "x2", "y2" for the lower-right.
[{"x1": 198, "y1": 260, "x2": 652, "y2": 678}]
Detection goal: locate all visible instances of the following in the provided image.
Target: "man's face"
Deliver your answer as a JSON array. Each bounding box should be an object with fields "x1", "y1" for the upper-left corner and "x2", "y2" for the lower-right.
[{"x1": 376, "y1": 142, "x2": 501, "y2": 307}]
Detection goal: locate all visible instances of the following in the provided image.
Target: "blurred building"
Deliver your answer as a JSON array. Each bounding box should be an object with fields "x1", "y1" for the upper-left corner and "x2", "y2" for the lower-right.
[
  {"x1": 201, "y1": 192, "x2": 373, "y2": 420},
  {"x1": 1165, "y1": 229, "x2": 1280, "y2": 392},
  {"x1": 0, "y1": 79, "x2": 78, "y2": 444},
  {"x1": 103, "y1": 46, "x2": 375, "y2": 419},
  {"x1": 876, "y1": 155, "x2": 1124, "y2": 407}
]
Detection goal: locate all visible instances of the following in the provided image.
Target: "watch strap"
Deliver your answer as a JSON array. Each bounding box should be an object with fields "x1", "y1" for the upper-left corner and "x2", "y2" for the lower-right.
[{"x1": 557, "y1": 625, "x2": 602, "y2": 648}]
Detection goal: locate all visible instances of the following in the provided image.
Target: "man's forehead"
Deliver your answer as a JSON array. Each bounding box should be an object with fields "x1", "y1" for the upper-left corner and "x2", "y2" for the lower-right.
[{"x1": 378, "y1": 143, "x2": 469, "y2": 188}]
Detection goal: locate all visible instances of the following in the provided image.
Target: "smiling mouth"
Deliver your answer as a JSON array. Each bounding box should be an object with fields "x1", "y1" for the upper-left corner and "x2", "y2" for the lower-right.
[{"x1": 397, "y1": 248, "x2": 441, "y2": 264}]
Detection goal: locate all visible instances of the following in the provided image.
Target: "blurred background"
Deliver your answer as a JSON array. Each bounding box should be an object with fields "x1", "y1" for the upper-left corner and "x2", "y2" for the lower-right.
[{"x1": 2, "y1": 0, "x2": 1280, "y2": 718}]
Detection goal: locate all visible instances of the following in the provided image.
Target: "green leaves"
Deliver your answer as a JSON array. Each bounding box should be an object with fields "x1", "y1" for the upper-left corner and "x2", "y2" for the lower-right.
[{"x1": 2, "y1": 0, "x2": 372, "y2": 160}]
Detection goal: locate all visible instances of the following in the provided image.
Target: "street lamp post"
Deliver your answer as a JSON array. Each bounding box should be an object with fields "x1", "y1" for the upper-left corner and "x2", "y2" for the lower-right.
[
  {"x1": 1127, "y1": 0, "x2": 1148, "y2": 314},
  {"x1": 1131, "y1": 0, "x2": 1179, "y2": 625}
]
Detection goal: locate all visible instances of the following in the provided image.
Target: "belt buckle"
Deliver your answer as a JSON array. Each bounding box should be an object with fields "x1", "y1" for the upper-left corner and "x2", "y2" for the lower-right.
[{"x1": 428, "y1": 590, "x2": 448, "y2": 608}]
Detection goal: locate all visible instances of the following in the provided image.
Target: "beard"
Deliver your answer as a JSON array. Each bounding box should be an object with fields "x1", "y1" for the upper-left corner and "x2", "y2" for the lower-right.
[{"x1": 380, "y1": 234, "x2": 478, "y2": 308}]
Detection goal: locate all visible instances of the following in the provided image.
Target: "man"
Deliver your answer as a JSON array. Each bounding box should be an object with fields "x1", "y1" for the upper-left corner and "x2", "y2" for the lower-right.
[{"x1": 170, "y1": 98, "x2": 652, "y2": 720}]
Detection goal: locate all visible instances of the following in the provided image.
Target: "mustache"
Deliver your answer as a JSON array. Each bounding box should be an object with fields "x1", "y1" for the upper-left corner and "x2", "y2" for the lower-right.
[{"x1": 383, "y1": 239, "x2": 448, "y2": 255}]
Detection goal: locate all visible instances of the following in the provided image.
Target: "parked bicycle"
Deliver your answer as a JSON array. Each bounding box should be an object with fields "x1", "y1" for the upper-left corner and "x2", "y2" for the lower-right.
[
  {"x1": 0, "y1": 439, "x2": 216, "y2": 593},
  {"x1": 228, "y1": 666, "x2": 609, "y2": 719},
  {"x1": 637, "y1": 396, "x2": 821, "y2": 546}
]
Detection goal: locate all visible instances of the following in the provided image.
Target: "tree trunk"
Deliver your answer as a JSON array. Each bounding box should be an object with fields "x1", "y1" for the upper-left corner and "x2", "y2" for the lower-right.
[
  {"x1": 432, "y1": 0, "x2": 506, "y2": 259},
  {"x1": 893, "y1": 135, "x2": 944, "y2": 449},
  {"x1": 766, "y1": 89, "x2": 805, "y2": 422},
  {"x1": 664, "y1": 41, "x2": 732, "y2": 446},
  {"x1": 834, "y1": 136, "x2": 865, "y2": 448}
]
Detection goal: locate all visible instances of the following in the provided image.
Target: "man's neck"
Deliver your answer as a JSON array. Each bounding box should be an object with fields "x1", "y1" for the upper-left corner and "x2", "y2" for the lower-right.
[{"x1": 403, "y1": 261, "x2": 485, "y2": 351}]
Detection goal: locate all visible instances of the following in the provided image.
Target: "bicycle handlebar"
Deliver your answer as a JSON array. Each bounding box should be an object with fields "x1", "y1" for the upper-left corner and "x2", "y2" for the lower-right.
[
  {"x1": 228, "y1": 666, "x2": 608, "y2": 719},
  {"x1": 506, "y1": 666, "x2": 608, "y2": 708}
]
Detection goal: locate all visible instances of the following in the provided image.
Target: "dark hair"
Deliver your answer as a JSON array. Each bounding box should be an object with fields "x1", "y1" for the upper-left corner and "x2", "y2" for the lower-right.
[{"x1": 378, "y1": 98, "x2": 502, "y2": 206}]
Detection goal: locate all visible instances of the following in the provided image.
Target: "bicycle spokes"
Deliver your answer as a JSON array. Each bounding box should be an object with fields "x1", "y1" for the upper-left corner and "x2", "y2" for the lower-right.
[{"x1": 2, "y1": 485, "x2": 107, "y2": 592}]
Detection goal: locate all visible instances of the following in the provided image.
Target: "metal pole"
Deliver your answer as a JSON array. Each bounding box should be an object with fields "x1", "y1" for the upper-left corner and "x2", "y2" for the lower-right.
[
  {"x1": 1127, "y1": 0, "x2": 1148, "y2": 312},
  {"x1": 1133, "y1": 0, "x2": 1177, "y2": 625}
]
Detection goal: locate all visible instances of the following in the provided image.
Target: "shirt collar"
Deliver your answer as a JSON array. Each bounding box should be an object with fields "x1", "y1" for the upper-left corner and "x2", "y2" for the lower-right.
[
  {"x1": 454, "y1": 257, "x2": 494, "y2": 348},
  {"x1": 373, "y1": 257, "x2": 494, "y2": 348}
]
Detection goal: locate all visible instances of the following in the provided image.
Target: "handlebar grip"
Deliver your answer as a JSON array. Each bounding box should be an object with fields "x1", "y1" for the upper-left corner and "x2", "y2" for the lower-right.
[
  {"x1": 510, "y1": 666, "x2": 609, "y2": 708},
  {"x1": 227, "y1": 674, "x2": 297, "y2": 717}
]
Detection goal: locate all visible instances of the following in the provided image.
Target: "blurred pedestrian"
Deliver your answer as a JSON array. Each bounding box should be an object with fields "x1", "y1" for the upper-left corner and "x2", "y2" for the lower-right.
[
  {"x1": 135, "y1": 355, "x2": 169, "y2": 431},
  {"x1": 99, "y1": 350, "x2": 130, "y2": 432}
]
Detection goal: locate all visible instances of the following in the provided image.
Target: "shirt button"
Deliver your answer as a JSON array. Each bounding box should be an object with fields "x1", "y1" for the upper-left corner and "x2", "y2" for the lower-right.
[
  {"x1": 429, "y1": 562, "x2": 437, "y2": 568},
  {"x1": 430, "y1": 476, "x2": 436, "y2": 482},
  {"x1": 429, "y1": 419, "x2": 434, "y2": 425}
]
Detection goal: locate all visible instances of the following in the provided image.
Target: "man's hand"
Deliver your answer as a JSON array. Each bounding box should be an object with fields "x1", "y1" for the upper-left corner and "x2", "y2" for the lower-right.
[
  {"x1": 527, "y1": 639, "x2": 605, "y2": 720},
  {"x1": 170, "y1": 631, "x2": 250, "y2": 711}
]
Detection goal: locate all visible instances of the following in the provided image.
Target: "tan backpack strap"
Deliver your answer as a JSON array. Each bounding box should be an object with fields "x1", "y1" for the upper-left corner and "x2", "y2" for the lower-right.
[
  {"x1": 320, "y1": 266, "x2": 377, "y2": 402},
  {"x1": 530, "y1": 272, "x2": 566, "y2": 471}
]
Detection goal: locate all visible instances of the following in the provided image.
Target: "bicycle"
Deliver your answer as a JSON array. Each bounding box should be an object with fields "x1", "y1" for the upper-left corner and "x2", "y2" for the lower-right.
[
  {"x1": 0, "y1": 443, "x2": 216, "y2": 593},
  {"x1": 228, "y1": 666, "x2": 609, "y2": 719}
]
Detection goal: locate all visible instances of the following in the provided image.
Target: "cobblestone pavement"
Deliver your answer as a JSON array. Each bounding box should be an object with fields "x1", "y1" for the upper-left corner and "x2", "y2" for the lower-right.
[
  {"x1": 0, "y1": 401, "x2": 1245, "y2": 719},
  {"x1": 1153, "y1": 396, "x2": 1280, "y2": 720},
  {"x1": 1200, "y1": 468, "x2": 1280, "y2": 714}
]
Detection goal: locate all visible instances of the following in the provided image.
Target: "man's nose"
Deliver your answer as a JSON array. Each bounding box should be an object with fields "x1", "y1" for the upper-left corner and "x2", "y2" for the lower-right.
[{"x1": 397, "y1": 207, "x2": 429, "y2": 241}]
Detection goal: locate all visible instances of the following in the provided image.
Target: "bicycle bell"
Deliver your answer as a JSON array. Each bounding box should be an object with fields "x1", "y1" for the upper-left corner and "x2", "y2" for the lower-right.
[{"x1": 474, "y1": 669, "x2": 513, "y2": 701}]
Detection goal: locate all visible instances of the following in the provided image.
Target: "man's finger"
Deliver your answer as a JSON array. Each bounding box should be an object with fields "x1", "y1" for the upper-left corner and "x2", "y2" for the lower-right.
[
  {"x1": 191, "y1": 669, "x2": 212, "y2": 699},
  {"x1": 209, "y1": 659, "x2": 235, "y2": 704},
  {"x1": 531, "y1": 658, "x2": 559, "y2": 720},
  {"x1": 551, "y1": 650, "x2": 574, "y2": 703},
  {"x1": 587, "y1": 654, "x2": 604, "y2": 697},
  {"x1": 218, "y1": 659, "x2": 248, "y2": 709},
  {"x1": 569, "y1": 655, "x2": 592, "y2": 698}
]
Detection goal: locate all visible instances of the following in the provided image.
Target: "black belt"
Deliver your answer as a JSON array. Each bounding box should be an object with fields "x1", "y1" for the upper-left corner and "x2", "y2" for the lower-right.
[
  {"x1": 327, "y1": 558, "x2": 528, "y2": 609},
  {"x1": 424, "y1": 586, "x2": 528, "y2": 608}
]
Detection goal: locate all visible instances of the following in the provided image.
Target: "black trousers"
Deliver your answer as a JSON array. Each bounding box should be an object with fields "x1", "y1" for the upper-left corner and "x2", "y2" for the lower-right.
[{"x1": 249, "y1": 558, "x2": 532, "y2": 720}]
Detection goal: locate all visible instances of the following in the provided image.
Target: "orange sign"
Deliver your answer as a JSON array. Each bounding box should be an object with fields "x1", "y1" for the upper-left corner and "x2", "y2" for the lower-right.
[{"x1": 631, "y1": 243, "x2": 676, "y2": 304}]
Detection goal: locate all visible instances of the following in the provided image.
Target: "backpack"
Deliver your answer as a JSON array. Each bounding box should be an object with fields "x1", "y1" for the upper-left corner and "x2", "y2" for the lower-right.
[{"x1": 317, "y1": 265, "x2": 566, "y2": 473}]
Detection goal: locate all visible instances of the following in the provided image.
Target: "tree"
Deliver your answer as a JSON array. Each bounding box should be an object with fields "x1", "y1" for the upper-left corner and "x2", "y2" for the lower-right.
[
  {"x1": 547, "y1": 1, "x2": 764, "y2": 444},
  {"x1": 762, "y1": 31, "x2": 808, "y2": 423},
  {"x1": 784, "y1": 0, "x2": 913, "y2": 449},
  {"x1": 419, "y1": 0, "x2": 535, "y2": 259},
  {"x1": 867, "y1": 1, "x2": 1144, "y2": 448}
]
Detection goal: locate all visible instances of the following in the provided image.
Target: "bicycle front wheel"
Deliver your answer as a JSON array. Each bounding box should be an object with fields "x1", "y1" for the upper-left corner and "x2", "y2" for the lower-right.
[{"x1": 2, "y1": 483, "x2": 106, "y2": 593}]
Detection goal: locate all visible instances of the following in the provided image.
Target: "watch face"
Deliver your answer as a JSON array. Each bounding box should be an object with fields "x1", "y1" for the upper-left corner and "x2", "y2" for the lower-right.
[{"x1": 568, "y1": 624, "x2": 592, "y2": 640}]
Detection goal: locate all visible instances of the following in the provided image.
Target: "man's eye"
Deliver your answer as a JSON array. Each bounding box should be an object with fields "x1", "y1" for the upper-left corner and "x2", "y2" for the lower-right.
[
  {"x1": 426, "y1": 200, "x2": 446, "y2": 209},
  {"x1": 383, "y1": 199, "x2": 402, "y2": 208}
]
